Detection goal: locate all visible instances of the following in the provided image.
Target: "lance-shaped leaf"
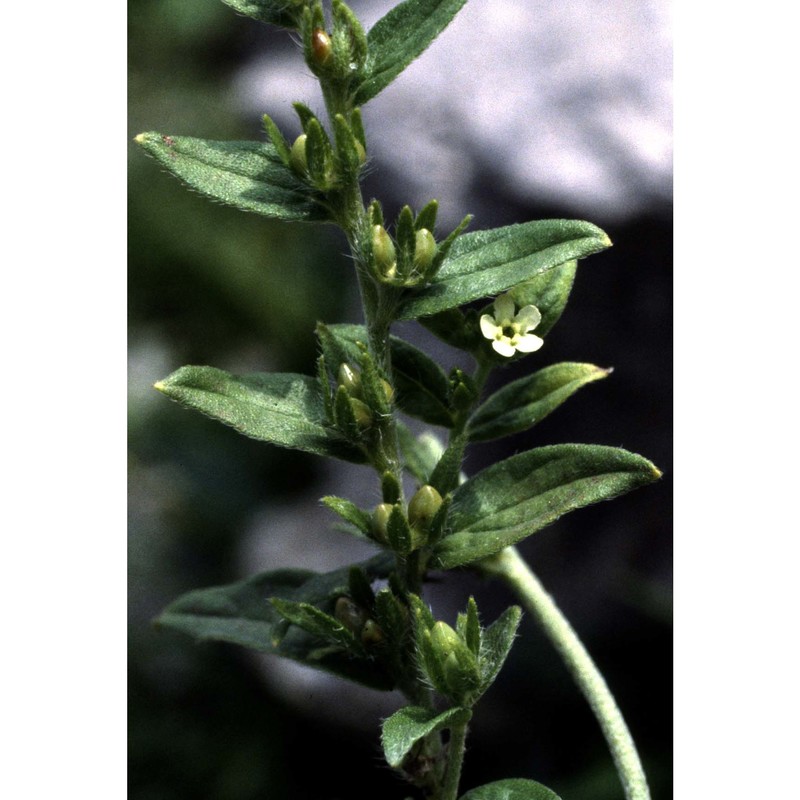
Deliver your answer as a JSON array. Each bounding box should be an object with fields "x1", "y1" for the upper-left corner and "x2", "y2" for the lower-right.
[
  {"x1": 321, "y1": 496, "x2": 373, "y2": 536},
  {"x1": 270, "y1": 598, "x2": 362, "y2": 653},
  {"x1": 134, "y1": 133, "x2": 326, "y2": 221},
  {"x1": 397, "y1": 220, "x2": 611, "y2": 320},
  {"x1": 459, "y1": 779, "x2": 562, "y2": 800},
  {"x1": 382, "y1": 705, "x2": 471, "y2": 768},
  {"x1": 467, "y1": 363, "x2": 611, "y2": 442},
  {"x1": 432, "y1": 445, "x2": 661, "y2": 569},
  {"x1": 355, "y1": 0, "x2": 468, "y2": 105},
  {"x1": 155, "y1": 366, "x2": 365, "y2": 463},
  {"x1": 478, "y1": 606, "x2": 522, "y2": 692},
  {"x1": 156, "y1": 554, "x2": 394, "y2": 689},
  {"x1": 220, "y1": 0, "x2": 304, "y2": 28},
  {"x1": 328, "y1": 324, "x2": 454, "y2": 427}
]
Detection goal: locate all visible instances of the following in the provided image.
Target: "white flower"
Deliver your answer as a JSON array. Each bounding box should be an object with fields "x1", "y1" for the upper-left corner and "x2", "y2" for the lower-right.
[{"x1": 479, "y1": 293, "x2": 544, "y2": 357}]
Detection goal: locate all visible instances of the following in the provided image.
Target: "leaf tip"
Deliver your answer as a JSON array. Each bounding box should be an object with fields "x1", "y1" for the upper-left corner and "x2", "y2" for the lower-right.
[
  {"x1": 601, "y1": 232, "x2": 613, "y2": 247},
  {"x1": 651, "y1": 464, "x2": 663, "y2": 480},
  {"x1": 134, "y1": 132, "x2": 147, "y2": 144},
  {"x1": 153, "y1": 380, "x2": 167, "y2": 393}
]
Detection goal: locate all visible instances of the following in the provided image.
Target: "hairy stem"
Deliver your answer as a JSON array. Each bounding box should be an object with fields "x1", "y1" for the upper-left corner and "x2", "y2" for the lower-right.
[
  {"x1": 481, "y1": 546, "x2": 651, "y2": 800},
  {"x1": 440, "y1": 713, "x2": 471, "y2": 800}
]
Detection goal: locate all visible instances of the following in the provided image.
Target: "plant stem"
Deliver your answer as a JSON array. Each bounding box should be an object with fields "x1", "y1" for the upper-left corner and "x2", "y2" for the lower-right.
[
  {"x1": 480, "y1": 546, "x2": 651, "y2": 800},
  {"x1": 440, "y1": 713, "x2": 471, "y2": 800}
]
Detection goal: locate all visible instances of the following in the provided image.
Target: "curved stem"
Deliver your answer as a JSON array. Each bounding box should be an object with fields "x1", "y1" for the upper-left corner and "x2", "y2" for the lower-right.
[{"x1": 481, "y1": 546, "x2": 650, "y2": 800}]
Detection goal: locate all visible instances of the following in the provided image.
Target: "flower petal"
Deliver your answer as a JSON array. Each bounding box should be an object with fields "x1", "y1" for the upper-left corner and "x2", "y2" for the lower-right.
[
  {"x1": 514, "y1": 304, "x2": 542, "y2": 331},
  {"x1": 493, "y1": 293, "x2": 515, "y2": 323},
  {"x1": 514, "y1": 333, "x2": 544, "y2": 353},
  {"x1": 492, "y1": 338, "x2": 516, "y2": 358},
  {"x1": 480, "y1": 314, "x2": 499, "y2": 339}
]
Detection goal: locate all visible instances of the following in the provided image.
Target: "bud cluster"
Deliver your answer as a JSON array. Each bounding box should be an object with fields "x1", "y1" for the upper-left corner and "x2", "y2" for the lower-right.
[
  {"x1": 368, "y1": 200, "x2": 440, "y2": 287},
  {"x1": 316, "y1": 344, "x2": 395, "y2": 447},
  {"x1": 302, "y1": 0, "x2": 368, "y2": 86},
  {"x1": 410, "y1": 596, "x2": 484, "y2": 706},
  {"x1": 371, "y1": 484, "x2": 446, "y2": 554},
  {"x1": 264, "y1": 102, "x2": 367, "y2": 194}
]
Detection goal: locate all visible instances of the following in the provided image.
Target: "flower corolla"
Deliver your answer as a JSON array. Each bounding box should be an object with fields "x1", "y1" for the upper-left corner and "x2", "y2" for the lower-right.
[{"x1": 479, "y1": 293, "x2": 543, "y2": 357}]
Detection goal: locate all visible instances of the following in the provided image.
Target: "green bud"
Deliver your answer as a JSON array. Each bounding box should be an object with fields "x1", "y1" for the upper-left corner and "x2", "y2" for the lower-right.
[
  {"x1": 372, "y1": 503, "x2": 393, "y2": 544},
  {"x1": 350, "y1": 397, "x2": 373, "y2": 429},
  {"x1": 290, "y1": 134, "x2": 308, "y2": 174},
  {"x1": 371, "y1": 224, "x2": 397, "y2": 281},
  {"x1": 355, "y1": 139, "x2": 367, "y2": 166},
  {"x1": 337, "y1": 362, "x2": 362, "y2": 397},
  {"x1": 381, "y1": 378, "x2": 394, "y2": 403},
  {"x1": 430, "y1": 621, "x2": 480, "y2": 702},
  {"x1": 334, "y1": 596, "x2": 368, "y2": 634},
  {"x1": 407, "y1": 485, "x2": 443, "y2": 529},
  {"x1": 360, "y1": 618, "x2": 384, "y2": 645},
  {"x1": 430, "y1": 621, "x2": 462, "y2": 657},
  {"x1": 414, "y1": 228, "x2": 437, "y2": 273}
]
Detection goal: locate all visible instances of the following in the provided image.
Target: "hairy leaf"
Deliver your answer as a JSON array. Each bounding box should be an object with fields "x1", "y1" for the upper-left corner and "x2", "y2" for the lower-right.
[
  {"x1": 155, "y1": 366, "x2": 364, "y2": 462},
  {"x1": 220, "y1": 0, "x2": 303, "y2": 28},
  {"x1": 157, "y1": 555, "x2": 394, "y2": 689},
  {"x1": 397, "y1": 220, "x2": 611, "y2": 320},
  {"x1": 355, "y1": 0, "x2": 468, "y2": 105},
  {"x1": 433, "y1": 445, "x2": 661, "y2": 569},
  {"x1": 382, "y1": 705, "x2": 471, "y2": 768},
  {"x1": 459, "y1": 778, "x2": 562, "y2": 800},
  {"x1": 321, "y1": 496, "x2": 373, "y2": 536},
  {"x1": 479, "y1": 606, "x2": 522, "y2": 692},
  {"x1": 467, "y1": 363, "x2": 610, "y2": 442},
  {"x1": 270, "y1": 598, "x2": 361, "y2": 652},
  {"x1": 135, "y1": 133, "x2": 324, "y2": 221}
]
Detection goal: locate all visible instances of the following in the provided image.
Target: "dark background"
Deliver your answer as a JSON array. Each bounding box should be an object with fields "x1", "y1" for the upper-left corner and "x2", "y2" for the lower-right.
[{"x1": 129, "y1": 1, "x2": 672, "y2": 797}]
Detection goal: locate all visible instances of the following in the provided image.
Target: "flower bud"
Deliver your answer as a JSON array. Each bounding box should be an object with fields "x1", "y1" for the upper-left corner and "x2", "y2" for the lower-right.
[
  {"x1": 290, "y1": 134, "x2": 308, "y2": 174},
  {"x1": 413, "y1": 228, "x2": 437, "y2": 273},
  {"x1": 311, "y1": 28, "x2": 332, "y2": 65},
  {"x1": 407, "y1": 485, "x2": 443, "y2": 529},
  {"x1": 430, "y1": 621, "x2": 462, "y2": 657},
  {"x1": 360, "y1": 618, "x2": 384, "y2": 645},
  {"x1": 372, "y1": 502, "x2": 393, "y2": 544},
  {"x1": 334, "y1": 596, "x2": 368, "y2": 634},
  {"x1": 337, "y1": 362, "x2": 362, "y2": 397},
  {"x1": 381, "y1": 378, "x2": 394, "y2": 403},
  {"x1": 430, "y1": 621, "x2": 480, "y2": 701},
  {"x1": 349, "y1": 397, "x2": 373, "y2": 429},
  {"x1": 371, "y1": 224, "x2": 397, "y2": 281}
]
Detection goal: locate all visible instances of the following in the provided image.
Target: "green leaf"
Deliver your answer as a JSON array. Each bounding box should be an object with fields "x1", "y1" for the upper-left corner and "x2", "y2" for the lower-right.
[
  {"x1": 134, "y1": 133, "x2": 325, "y2": 221},
  {"x1": 355, "y1": 0, "x2": 468, "y2": 105},
  {"x1": 508, "y1": 260, "x2": 577, "y2": 338},
  {"x1": 433, "y1": 445, "x2": 661, "y2": 569},
  {"x1": 397, "y1": 220, "x2": 611, "y2": 320},
  {"x1": 459, "y1": 778, "x2": 562, "y2": 800},
  {"x1": 271, "y1": 598, "x2": 361, "y2": 652},
  {"x1": 328, "y1": 325, "x2": 454, "y2": 427},
  {"x1": 320, "y1": 496, "x2": 373, "y2": 536},
  {"x1": 155, "y1": 366, "x2": 365, "y2": 463},
  {"x1": 220, "y1": 0, "x2": 304, "y2": 28},
  {"x1": 467, "y1": 363, "x2": 610, "y2": 442},
  {"x1": 382, "y1": 705, "x2": 472, "y2": 768},
  {"x1": 478, "y1": 606, "x2": 521, "y2": 692},
  {"x1": 156, "y1": 555, "x2": 395, "y2": 690}
]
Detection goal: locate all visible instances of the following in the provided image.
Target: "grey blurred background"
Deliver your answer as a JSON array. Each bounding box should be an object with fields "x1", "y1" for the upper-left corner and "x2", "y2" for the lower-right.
[{"x1": 129, "y1": 1, "x2": 671, "y2": 797}]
